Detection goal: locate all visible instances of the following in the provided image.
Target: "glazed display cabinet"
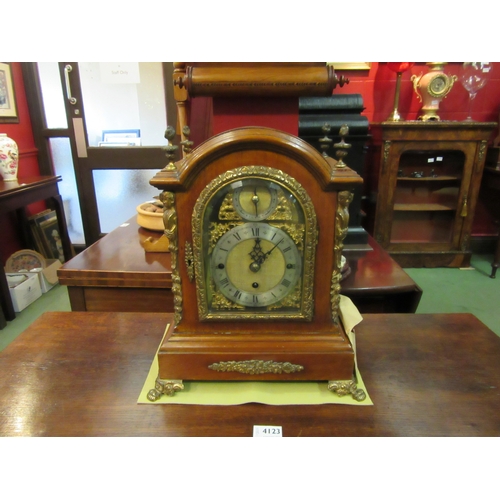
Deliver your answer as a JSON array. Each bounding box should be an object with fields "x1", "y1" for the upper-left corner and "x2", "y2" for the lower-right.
[{"x1": 371, "y1": 121, "x2": 496, "y2": 267}]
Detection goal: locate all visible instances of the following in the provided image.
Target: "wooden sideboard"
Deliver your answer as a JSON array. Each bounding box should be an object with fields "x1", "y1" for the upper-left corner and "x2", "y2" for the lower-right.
[
  {"x1": 370, "y1": 121, "x2": 497, "y2": 267},
  {"x1": 58, "y1": 217, "x2": 422, "y2": 314},
  {"x1": 0, "y1": 176, "x2": 72, "y2": 327},
  {"x1": 0, "y1": 311, "x2": 498, "y2": 436}
]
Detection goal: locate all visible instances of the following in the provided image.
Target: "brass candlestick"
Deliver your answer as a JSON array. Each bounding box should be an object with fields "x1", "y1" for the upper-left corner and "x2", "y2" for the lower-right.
[{"x1": 387, "y1": 71, "x2": 403, "y2": 122}]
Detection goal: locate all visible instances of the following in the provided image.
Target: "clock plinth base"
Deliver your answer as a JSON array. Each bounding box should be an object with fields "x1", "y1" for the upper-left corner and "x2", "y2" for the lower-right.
[{"x1": 152, "y1": 327, "x2": 356, "y2": 393}]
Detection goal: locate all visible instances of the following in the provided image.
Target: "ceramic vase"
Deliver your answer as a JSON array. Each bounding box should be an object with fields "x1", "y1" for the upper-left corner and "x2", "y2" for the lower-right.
[{"x1": 0, "y1": 133, "x2": 19, "y2": 181}]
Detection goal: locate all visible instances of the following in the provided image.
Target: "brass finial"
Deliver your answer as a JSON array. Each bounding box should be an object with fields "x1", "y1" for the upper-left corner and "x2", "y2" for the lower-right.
[
  {"x1": 333, "y1": 124, "x2": 351, "y2": 168},
  {"x1": 318, "y1": 123, "x2": 333, "y2": 157},
  {"x1": 180, "y1": 125, "x2": 194, "y2": 155},
  {"x1": 163, "y1": 126, "x2": 178, "y2": 171}
]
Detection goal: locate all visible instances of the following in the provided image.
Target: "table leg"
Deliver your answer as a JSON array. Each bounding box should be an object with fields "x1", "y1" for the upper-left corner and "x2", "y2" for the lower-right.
[
  {"x1": 490, "y1": 232, "x2": 500, "y2": 278},
  {"x1": 0, "y1": 267, "x2": 15, "y2": 323}
]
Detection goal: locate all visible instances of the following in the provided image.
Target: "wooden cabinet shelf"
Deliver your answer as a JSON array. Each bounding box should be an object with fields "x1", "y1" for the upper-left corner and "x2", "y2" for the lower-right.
[
  {"x1": 394, "y1": 202, "x2": 456, "y2": 211},
  {"x1": 397, "y1": 176, "x2": 459, "y2": 182},
  {"x1": 371, "y1": 121, "x2": 497, "y2": 267}
]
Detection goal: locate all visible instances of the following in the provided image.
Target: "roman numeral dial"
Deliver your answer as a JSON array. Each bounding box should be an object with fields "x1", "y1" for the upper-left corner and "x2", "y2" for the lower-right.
[{"x1": 211, "y1": 222, "x2": 301, "y2": 307}]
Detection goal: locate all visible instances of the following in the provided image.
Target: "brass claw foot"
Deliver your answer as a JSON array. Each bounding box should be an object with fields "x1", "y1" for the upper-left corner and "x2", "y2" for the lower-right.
[
  {"x1": 147, "y1": 378, "x2": 184, "y2": 401},
  {"x1": 327, "y1": 379, "x2": 366, "y2": 401}
]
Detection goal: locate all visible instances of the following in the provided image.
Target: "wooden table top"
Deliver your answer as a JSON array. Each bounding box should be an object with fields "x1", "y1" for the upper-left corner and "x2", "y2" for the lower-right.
[
  {"x1": 58, "y1": 219, "x2": 172, "y2": 288},
  {"x1": 1, "y1": 311, "x2": 498, "y2": 437}
]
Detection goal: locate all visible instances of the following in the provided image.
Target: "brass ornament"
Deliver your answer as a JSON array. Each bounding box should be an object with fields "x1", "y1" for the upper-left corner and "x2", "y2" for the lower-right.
[
  {"x1": 147, "y1": 378, "x2": 184, "y2": 400},
  {"x1": 333, "y1": 124, "x2": 351, "y2": 168},
  {"x1": 163, "y1": 126, "x2": 178, "y2": 171},
  {"x1": 161, "y1": 191, "x2": 182, "y2": 326},
  {"x1": 382, "y1": 141, "x2": 391, "y2": 173},
  {"x1": 327, "y1": 379, "x2": 366, "y2": 401},
  {"x1": 185, "y1": 241, "x2": 195, "y2": 282},
  {"x1": 331, "y1": 190, "x2": 353, "y2": 322},
  {"x1": 208, "y1": 359, "x2": 304, "y2": 375},
  {"x1": 180, "y1": 125, "x2": 194, "y2": 156},
  {"x1": 478, "y1": 140, "x2": 487, "y2": 163}
]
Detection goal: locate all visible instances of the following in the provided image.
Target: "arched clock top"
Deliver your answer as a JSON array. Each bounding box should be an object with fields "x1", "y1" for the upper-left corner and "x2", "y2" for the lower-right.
[{"x1": 149, "y1": 127, "x2": 362, "y2": 192}]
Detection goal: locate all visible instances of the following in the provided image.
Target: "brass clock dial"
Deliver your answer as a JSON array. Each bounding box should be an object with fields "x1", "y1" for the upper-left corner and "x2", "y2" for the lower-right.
[
  {"x1": 211, "y1": 222, "x2": 301, "y2": 307},
  {"x1": 193, "y1": 166, "x2": 318, "y2": 321},
  {"x1": 429, "y1": 75, "x2": 448, "y2": 96},
  {"x1": 232, "y1": 183, "x2": 279, "y2": 221}
]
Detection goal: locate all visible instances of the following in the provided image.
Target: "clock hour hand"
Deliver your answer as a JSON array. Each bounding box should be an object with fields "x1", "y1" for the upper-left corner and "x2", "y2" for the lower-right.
[
  {"x1": 249, "y1": 238, "x2": 265, "y2": 272},
  {"x1": 249, "y1": 236, "x2": 284, "y2": 272}
]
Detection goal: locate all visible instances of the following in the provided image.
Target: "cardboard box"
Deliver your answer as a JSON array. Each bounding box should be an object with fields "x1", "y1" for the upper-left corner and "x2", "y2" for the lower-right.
[
  {"x1": 29, "y1": 259, "x2": 62, "y2": 293},
  {"x1": 6, "y1": 273, "x2": 42, "y2": 312}
]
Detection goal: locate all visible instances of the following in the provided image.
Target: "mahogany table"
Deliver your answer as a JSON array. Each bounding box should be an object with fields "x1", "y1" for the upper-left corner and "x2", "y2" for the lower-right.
[
  {"x1": 0, "y1": 176, "x2": 72, "y2": 325},
  {"x1": 0, "y1": 311, "x2": 499, "y2": 436},
  {"x1": 58, "y1": 218, "x2": 421, "y2": 314}
]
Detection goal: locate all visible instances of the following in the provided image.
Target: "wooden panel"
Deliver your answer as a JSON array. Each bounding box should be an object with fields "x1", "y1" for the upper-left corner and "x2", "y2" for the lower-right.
[{"x1": 84, "y1": 287, "x2": 174, "y2": 312}]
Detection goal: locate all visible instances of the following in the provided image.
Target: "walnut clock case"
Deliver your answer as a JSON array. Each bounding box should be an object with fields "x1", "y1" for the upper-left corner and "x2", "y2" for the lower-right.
[{"x1": 147, "y1": 127, "x2": 363, "y2": 400}]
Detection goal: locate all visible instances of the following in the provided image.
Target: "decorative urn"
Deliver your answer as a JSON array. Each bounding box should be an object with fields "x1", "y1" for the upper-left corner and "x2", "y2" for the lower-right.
[{"x1": 0, "y1": 133, "x2": 19, "y2": 181}]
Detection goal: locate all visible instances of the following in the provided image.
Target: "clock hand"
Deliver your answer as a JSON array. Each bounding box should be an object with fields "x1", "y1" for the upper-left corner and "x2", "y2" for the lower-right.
[
  {"x1": 249, "y1": 235, "x2": 285, "y2": 272},
  {"x1": 249, "y1": 238, "x2": 265, "y2": 272},
  {"x1": 259, "y1": 237, "x2": 284, "y2": 263},
  {"x1": 251, "y1": 187, "x2": 259, "y2": 217}
]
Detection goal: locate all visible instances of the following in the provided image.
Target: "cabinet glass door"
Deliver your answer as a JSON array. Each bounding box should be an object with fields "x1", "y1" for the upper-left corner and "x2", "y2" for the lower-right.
[{"x1": 390, "y1": 150, "x2": 465, "y2": 244}]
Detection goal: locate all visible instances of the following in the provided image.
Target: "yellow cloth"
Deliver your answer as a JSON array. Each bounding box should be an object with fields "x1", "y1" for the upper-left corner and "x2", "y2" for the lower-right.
[{"x1": 137, "y1": 295, "x2": 372, "y2": 405}]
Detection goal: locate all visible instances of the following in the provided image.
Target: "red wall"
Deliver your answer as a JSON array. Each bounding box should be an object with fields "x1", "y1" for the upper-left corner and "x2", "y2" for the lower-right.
[
  {"x1": 335, "y1": 62, "x2": 500, "y2": 124},
  {"x1": 1, "y1": 62, "x2": 44, "y2": 264}
]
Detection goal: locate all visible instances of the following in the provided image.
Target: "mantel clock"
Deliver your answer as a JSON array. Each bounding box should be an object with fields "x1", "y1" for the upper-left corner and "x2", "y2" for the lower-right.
[{"x1": 147, "y1": 127, "x2": 364, "y2": 400}]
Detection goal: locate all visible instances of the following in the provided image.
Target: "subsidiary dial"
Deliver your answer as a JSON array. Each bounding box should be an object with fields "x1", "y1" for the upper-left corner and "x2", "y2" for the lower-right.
[{"x1": 232, "y1": 183, "x2": 279, "y2": 221}]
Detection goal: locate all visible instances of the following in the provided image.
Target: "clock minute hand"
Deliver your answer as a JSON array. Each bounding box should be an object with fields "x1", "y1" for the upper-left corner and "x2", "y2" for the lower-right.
[{"x1": 259, "y1": 237, "x2": 284, "y2": 264}]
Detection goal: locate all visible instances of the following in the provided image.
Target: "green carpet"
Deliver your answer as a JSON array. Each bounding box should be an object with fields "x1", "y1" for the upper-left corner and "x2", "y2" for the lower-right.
[{"x1": 404, "y1": 253, "x2": 500, "y2": 336}]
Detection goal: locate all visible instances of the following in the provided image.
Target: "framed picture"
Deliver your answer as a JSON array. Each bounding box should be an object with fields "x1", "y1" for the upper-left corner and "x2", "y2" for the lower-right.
[
  {"x1": 0, "y1": 62, "x2": 19, "y2": 123},
  {"x1": 39, "y1": 216, "x2": 65, "y2": 263},
  {"x1": 99, "y1": 129, "x2": 141, "y2": 146}
]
